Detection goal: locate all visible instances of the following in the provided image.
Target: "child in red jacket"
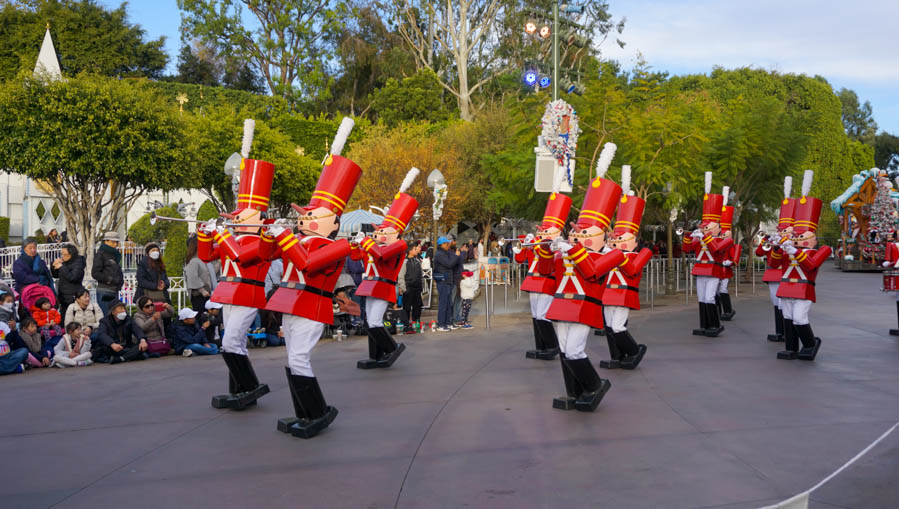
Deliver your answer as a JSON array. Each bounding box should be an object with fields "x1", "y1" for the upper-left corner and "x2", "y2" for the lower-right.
[{"x1": 31, "y1": 297, "x2": 64, "y2": 341}]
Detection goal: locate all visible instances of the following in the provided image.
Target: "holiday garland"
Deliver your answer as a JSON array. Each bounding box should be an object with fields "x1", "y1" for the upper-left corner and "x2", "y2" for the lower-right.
[{"x1": 541, "y1": 99, "x2": 581, "y2": 187}]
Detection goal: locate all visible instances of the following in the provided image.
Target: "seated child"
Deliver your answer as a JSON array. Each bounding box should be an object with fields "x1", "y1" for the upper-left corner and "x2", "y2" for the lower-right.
[
  {"x1": 8, "y1": 317, "x2": 51, "y2": 367},
  {"x1": 0, "y1": 292, "x2": 16, "y2": 331},
  {"x1": 52, "y1": 322, "x2": 93, "y2": 368},
  {"x1": 31, "y1": 297, "x2": 64, "y2": 341},
  {"x1": 0, "y1": 322, "x2": 27, "y2": 375}
]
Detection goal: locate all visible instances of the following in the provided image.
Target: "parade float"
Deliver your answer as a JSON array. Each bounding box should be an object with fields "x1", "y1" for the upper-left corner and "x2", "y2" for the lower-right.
[{"x1": 830, "y1": 168, "x2": 899, "y2": 271}]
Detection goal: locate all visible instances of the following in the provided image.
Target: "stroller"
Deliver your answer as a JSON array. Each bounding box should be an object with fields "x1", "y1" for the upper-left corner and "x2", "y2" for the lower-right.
[{"x1": 19, "y1": 283, "x2": 57, "y2": 321}]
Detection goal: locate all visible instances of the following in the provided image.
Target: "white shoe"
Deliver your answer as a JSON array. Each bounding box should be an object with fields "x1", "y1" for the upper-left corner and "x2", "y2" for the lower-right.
[
  {"x1": 436, "y1": 327, "x2": 451, "y2": 332},
  {"x1": 182, "y1": 349, "x2": 194, "y2": 357}
]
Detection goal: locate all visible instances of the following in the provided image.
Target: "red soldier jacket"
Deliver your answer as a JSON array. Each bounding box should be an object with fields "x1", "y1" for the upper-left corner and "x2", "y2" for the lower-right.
[
  {"x1": 602, "y1": 248, "x2": 652, "y2": 310},
  {"x1": 684, "y1": 234, "x2": 734, "y2": 278},
  {"x1": 350, "y1": 238, "x2": 407, "y2": 304},
  {"x1": 198, "y1": 229, "x2": 275, "y2": 309},
  {"x1": 515, "y1": 245, "x2": 556, "y2": 295},
  {"x1": 265, "y1": 232, "x2": 351, "y2": 324},
  {"x1": 885, "y1": 242, "x2": 899, "y2": 267},
  {"x1": 775, "y1": 246, "x2": 832, "y2": 302},
  {"x1": 722, "y1": 244, "x2": 742, "y2": 279},
  {"x1": 542, "y1": 244, "x2": 625, "y2": 329},
  {"x1": 756, "y1": 244, "x2": 787, "y2": 283}
]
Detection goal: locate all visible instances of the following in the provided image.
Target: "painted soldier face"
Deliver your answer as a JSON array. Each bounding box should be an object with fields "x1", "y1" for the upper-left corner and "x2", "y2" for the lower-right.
[
  {"x1": 792, "y1": 231, "x2": 817, "y2": 249},
  {"x1": 297, "y1": 206, "x2": 338, "y2": 238},
  {"x1": 230, "y1": 208, "x2": 262, "y2": 234},
  {"x1": 570, "y1": 225, "x2": 605, "y2": 252},
  {"x1": 612, "y1": 232, "x2": 637, "y2": 252},
  {"x1": 721, "y1": 229, "x2": 732, "y2": 239},
  {"x1": 373, "y1": 226, "x2": 400, "y2": 244},
  {"x1": 536, "y1": 226, "x2": 560, "y2": 241},
  {"x1": 702, "y1": 221, "x2": 721, "y2": 237}
]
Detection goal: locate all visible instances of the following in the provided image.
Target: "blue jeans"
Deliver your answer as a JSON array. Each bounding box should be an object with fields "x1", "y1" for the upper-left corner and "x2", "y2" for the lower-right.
[
  {"x1": 0, "y1": 348, "x2": 28, "y2": 374},
  {"x1": 96, "y1": 290, "x2": 118, "y2": 317},
  {"x1": 437, "y1": 282, "x2": 454, "y2": 328},
  {"x1": 185, "y1": 343, "x2": 219, "y2": 355},
  {"x1": 265, "y1": 333, "x2": 284, "y2": 346},
  {"x1": 453, "y1": 285, "x2": 463, "y2": 324}
]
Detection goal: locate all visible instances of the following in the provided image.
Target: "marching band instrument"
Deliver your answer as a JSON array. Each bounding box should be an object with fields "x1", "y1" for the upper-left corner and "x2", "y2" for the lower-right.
[{"x1": 498, "y1": 236, "x2": 551, "y2": 249}]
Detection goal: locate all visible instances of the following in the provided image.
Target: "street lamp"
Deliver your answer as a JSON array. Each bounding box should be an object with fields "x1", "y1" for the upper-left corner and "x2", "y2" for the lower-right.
[{"x1": 427, "y1": 169, "x2": 446, "y2": 309}]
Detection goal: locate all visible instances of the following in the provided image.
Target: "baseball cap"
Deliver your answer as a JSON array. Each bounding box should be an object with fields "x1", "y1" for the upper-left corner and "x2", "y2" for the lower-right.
[
  {"x1": 178, "y1": 308, "x2": 199, "y2": 320},
  {"x1": 437, "y1": 236, "x2": 450, "y2": 246},
  {"x1": 205, "y1": 301, "x2": 223, "y2": 310}
]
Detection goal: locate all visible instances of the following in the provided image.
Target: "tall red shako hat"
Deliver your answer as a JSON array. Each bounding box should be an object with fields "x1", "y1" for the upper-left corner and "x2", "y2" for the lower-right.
[
  {"x1": 379, "y1": 167, "x2": 420, "y2": 232},
  {"x1": 777, "y1": 176, "x2": 796, "y2": 231},
  {"x1": 292, "y1": 118, "x2": 362, "y2": 217},
  {"x1": 719, "y1": 186, "x2": 734, "y2": 232},
  {"x1": 223, "y1": 119, "x2": 276, "y2": 219},
  {"x1": 612, "y1": 164, "x2": 646, "y2": 237},
  {"x1": 701, "y1": 171, "x2": 724, "y2": 226},
  {"x1": 577, "y1": 142, "x2": 622, "y2": 230},
  {"x1": 793, "y1": 170, "x2": 822, "y2": 234}
]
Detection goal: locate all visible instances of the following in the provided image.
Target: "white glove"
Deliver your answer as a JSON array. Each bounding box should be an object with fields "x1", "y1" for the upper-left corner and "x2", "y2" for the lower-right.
[
  {"x1": 781, "y1": 240, "x2": 794, "y2": 251},
  {"x1": 512, "y1": 246, "x2": 522, "y2": 255},
  {"x1": 551, "y1": 238, "x2": 572, "y2": 253},
  {"x1": 199, "y1": 220, "x2": 217, "y2": 234},
  {"x1": 883, "y1": 261, "x2": 891, "y2": 267},
  {"x1": 784, "y1": 244, "x2": 798, "y2": 256},
  {"x1": 691, "y1": 229, "x2": 703, "y2": 239},
  {"x1": 266, "y1": 225, "x2": 286, "y2": 238},
  {"x1": 215, "y1": 226, "x2": 226, "y2": 236},
  {"x1": 351, "y1": 232, "x2": 366, "y2": 245},
  {"x1": 524, "y1": 233, "x2": 535, "y2": 244},
  {"x1": 723, "y1": 260, "x2": 733, "y2": 267}
]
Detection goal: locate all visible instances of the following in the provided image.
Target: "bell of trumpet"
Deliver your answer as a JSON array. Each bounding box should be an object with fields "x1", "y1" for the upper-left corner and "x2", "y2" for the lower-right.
[{"x1": 497, "y1": 236, "x2": 518, "y2": 248}]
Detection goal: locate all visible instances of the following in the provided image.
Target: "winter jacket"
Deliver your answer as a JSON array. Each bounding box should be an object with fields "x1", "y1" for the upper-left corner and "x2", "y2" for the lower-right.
[
  {"x1": 0, "y1": 304, "x2": 16, "y2": 325},
  {"x1": 404, "y1": 256, "x2": 423, "y2": 290},
  {"x1": 13, "y1": 253, "x2": 54, "y2": 293},
  {"x1": 132, "y1": 307, "x2": 173, "y2": 342},
  {"x1": 94, "y1": 314, "x2": 143, "y2": 350},
  {"x1": 461, "y1": 276, "x2": 479, "y2": 300},
  {"x1": 31, "y1": 306, "x2": 62, "y2": 328},
  {"x1": 7, "y1": 328, "x2": 47, "y2": 360},
  {"x1": 198, "y1": 311, "x2": 222, "y2": 343},
  {"x1": 51, "y1": 255, "x2": 86, "y2": 306},
  {"x1": 434, "y1": 247, "x2": 461, "y2": 285},
  {"x1": 64, "y1": 301, "x2": 103, "y2": 329},
  {"x1": 172, "y1": 320, "x2": 207, "y2": 353},
  {"x1": 135, "y1": 258, "x2": 170, "y2": 301},
  {"x1": 54, "y1": 333, "x2": 91, "y2": 358},
  {"x1": 92, "y1": 243, "x2": 124, "y2": 293},
  {"x1": 184, "y1": 256, "x2": 212, "y2": 295}
]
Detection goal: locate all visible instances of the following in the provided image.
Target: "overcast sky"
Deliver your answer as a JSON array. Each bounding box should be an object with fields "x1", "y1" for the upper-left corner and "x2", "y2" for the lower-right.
[{"x1": 102, "y1": 0, "x2": 897, "y2": 133}]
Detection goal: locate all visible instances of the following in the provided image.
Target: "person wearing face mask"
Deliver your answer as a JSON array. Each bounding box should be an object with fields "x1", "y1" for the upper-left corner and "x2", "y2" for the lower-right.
[
  {"x1": 51, "y1": 244, "x2": 86, "y2": 319},
  {"x1": 136, "y1": 242, "x2": 170, "y2": 304},
  {"x1": 92, "y1": 301, "x2": 147, "y2": 364},
  {"x1": 0, "y1": 293, "x2": 17, "y2": 331}
]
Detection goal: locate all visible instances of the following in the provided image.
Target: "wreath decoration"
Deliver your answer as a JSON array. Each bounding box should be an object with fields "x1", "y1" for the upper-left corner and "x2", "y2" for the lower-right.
[{"x1": 541, "y1": 99, "x2": 581, "y2": 188}]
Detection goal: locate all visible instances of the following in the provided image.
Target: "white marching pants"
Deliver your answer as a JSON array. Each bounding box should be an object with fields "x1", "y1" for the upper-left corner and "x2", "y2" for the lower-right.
[
  {"x1": 767, "y1": 282, "x2": 781, "y2": 307},
  {"x1": 717, "y1": 277, "x2": 730, "y2": 294},
  {"x1": 780, "y1": 297, "x2": 812, "y2": 326},
  {"x1": 553, "y1": 321, "x2": 591, "y2": 360},
  {"x1": 529, "y1": 293, "x2": 553, "y2": 322},
  {"x1": 602, "y1": 306, "x2": 630, "y2": 333},
  {"x1": 283, "y1": 314, "x2": 324, "y2": 377},
  {"x1": 696, "y1": 276, "x2": 719, "y2": 304},
  {"x1": 222, "y1": 304, "x2": 258, "y2": 355},
  {"x1": 365, "y1": 298, "x2": 389, "y2": 328}
]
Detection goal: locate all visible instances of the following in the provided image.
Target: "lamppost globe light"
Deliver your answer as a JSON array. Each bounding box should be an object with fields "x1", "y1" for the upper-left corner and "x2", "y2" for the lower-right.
[
  {"x1": 525, "y1": 20, "x2": 537, "y2": 34},
  {"x1": 224, "y1": 152, "x2": 242, "y2": 176},
  {"x1": 538, "y1": 74, "x2": 552, "y2": 89},
  {"x1": 538, "y1": 24, "x2": 551, "y2": 39},
  {"x1": 427, "y1": 169, "x2": 445, "y2": 188}
]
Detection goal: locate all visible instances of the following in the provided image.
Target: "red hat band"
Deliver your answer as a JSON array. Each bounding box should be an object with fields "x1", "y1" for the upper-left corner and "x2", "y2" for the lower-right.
[
  {"x1": 577, "y1": 178, "x2": 622, "y2": 230},
  {"x1": 612, "y1": 194, "x2": 646, "y2": 236},
  {"x1": 778, "y1": 198, "x2": 796, "y2": 229},
  {"x1": 792, "y1": 196, "x2": 822, "y2": 234},
  {"x1": 232, "y1": 158, "x2": 275, "y2": 215},
  {"x1": 720, "y1": 206, "x2": 735, "y2": 232},
  {"x1": 296, "y1": 154, "x2": 362, "y2": 217},
  {"x1": 701, "y1": 194, "x2": 724, "y2": 226},
  {"x1": 379, "y1": 192, "x2": 419, "y2": 232},
  {"x1": 541, "y1": 193, "x2": 572, "y2": 230}
]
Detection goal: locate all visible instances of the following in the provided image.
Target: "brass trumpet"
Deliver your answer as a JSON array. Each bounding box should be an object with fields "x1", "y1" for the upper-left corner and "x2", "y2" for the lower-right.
[
  {"x1": 149, "y1": 211, "x2": 284, "y2": 229},
  {"x1": 497, "y1": 236, "x2": 550, "y2": 248},
  {"x1": 754, "y1": 231, "x2": 789, "y2": 251}
]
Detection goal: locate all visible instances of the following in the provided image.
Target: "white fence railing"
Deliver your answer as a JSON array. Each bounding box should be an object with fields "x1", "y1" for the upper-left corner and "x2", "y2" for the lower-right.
[{"x1": 0, "y1": 241, "x2": 160, "y2": 279}]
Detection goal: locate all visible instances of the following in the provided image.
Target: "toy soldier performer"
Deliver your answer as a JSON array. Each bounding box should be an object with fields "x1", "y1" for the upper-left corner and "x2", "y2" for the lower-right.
[
  {"x1": 683, "y1": 173, "x2": 734, "y2": 337},
  {"x1": 776, "y1": 170, "x2": 831, "y2": 361},
  {"x1": 882, "y1": 232, "x2": 899, "y2": 335},
  {"x1": 352, "y1": 168, "x2": 420, "y2": 369},
  {"x1": 599, "y1": 165, "x2": 652, "y2": 370},
  {"x1": 756, "y1": 177, "x2": 795, "y2": 342},
  {"x1": 265, "y1": 118, "x2": 361, "y2": 438},
  {"x1": 199, "y1": 119, "x2": 273, "y2": 411},
  {"x1": 716, "y1": 189, "x2": 740, "y2": 321},
  {"x1": 542, "y1": 143, "x2": 624, "y2": 412}
]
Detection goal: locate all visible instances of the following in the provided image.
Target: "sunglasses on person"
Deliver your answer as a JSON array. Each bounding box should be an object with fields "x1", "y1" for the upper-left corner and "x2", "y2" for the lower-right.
[{"x1": 142, "y1": 304, "x2": 154, "y2": 309}]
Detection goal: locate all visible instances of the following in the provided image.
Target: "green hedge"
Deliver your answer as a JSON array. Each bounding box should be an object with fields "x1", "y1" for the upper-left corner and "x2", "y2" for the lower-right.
[
  {"x1": 128, "y1": 205, "x2": 189, "y2": 277},
  {"x1": 0, "y1": 217, "x2": 9, "y2": 242},
  {"x1": 197, "y1": 199, "x2": 219, "y2": 221}
]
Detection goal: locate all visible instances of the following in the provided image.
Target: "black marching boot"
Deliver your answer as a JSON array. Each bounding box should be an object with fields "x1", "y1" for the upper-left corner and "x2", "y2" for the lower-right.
[
  {"x1": 891, "y1": 302, "x2": 899, "y2": 336},
  {"x1": 280, "y1": 370, "x2": 338, "y2": 439},
  {"x1": 553, "y1": 353, "x2": 584, "y2": 410},
  {"x1": 526, "y1": 318, "x2": 543, "y2": 359},
  {"x1": 599, "y1": 329, "x2": 621, "y2": 369},
  {"x1": 715, "y1": 294, "x2": 723, "y2": 319},
  {"x1": 372, "y1": 327, "x2": 405, "y2": 368},
  {"x1": 692, "y1": 302, "x2": 708, "y2": 336},
  {"x1": 767, "y1": 307, "x2": 785, "y2": 342},
  {"x1": 720, "y1": 293, "x2": 735, "y2": 321},
  {"x1": 212, "y1": 352, "x2": 269, "y2": 410},
  {"x1": 617, "y1": 330, "x2": 647, "y2": 370},
  {"x1": 357, "y1": 326, "x2": 382, "y2": 369},
  {"x1": 796, "y1": 324, "x2": 822, "y2": 361},
  {"x1": 534, "y1": 321, "x2": 560, "y2": 360},
  {"x1": 567, "y1": 358, "x2": 611, "y2": 412},
  {"x1": 777, "y1": 319, "x2": 798, "y2": 359},
  {"x1": 278, "y1": 367, "x2": 304, "y2": 432},
  {"x1": 704, "y1": 303, "x2": 725, "y2": 337}
]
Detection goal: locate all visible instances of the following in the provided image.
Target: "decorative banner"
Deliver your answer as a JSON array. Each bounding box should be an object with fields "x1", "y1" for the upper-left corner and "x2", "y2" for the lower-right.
[
  {"x1": 433, "y1": 183, "x2": 447, "y2": 221},
  {"x1": 540, "y1": 99, "x2": 581, "y2": 188}
]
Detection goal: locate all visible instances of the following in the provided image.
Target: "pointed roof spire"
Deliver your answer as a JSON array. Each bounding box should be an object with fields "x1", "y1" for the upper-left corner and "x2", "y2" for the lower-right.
[{"x1": 33, "y1": 27, "x2": 62, "y2": 81}]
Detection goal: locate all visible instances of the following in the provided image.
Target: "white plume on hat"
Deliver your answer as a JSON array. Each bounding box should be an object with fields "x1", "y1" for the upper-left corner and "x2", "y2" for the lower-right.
[
  {"x1": 722, "y1": 186, "x2": 730, "y2": 206},
  {"x1": 621, "y1": 165, "x2": 632, "y2": 195},
  {"x1": 595, "y1": 142, "x2": 617, "y2": 178},
  {"x1": 330, "y1": 117, "x2": 355, "y2": 157},
  {"x1": 241, "y1": 119, "x2": 255, "y2": 159},
  {"x1": 704, "y1": 171, "x2": 712, "y2": 194},
  {"x1": 399, "y1": 167, "x2": 420, "y2": 194},
  {"x1": 801, "y1": 169, "x2": 814, "y2": 197},
  {"x1": 783, "y1": 176, "x2": 793, "y2": 199}
]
